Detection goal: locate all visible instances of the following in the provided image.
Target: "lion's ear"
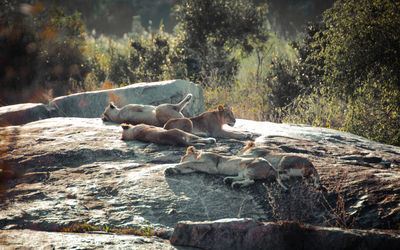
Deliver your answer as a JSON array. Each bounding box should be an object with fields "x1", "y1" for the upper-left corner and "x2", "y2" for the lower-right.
[
  {"x1": 218, "y1": 105, "x2": 224, "y2": 111},
  {"x1": 121, "y1": 123, "x2": 131, "y2": 130},
  {"x1": 186, "y1": 146, "x2": 196, "y2": 155},
  {"x1": 109, "y1": 102, "x2": 116, "y2": 109},
  {"x1": 245, "y1": 141, "x2": 255, "y2": 149}
]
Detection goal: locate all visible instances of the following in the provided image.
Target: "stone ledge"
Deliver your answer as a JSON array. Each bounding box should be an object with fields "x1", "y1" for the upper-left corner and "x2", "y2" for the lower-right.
[
  {"x1": 0, "y1": 103, "x2": 50, "y2": 126},
  {"x1": 170, "y1": 219, "x2": 400, "y2": 250}
]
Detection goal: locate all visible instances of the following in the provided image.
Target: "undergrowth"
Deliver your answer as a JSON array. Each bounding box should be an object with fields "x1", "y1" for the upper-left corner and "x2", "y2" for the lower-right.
[{"x1": 59, "y1": 221, "x2": 169, "y2": 239}]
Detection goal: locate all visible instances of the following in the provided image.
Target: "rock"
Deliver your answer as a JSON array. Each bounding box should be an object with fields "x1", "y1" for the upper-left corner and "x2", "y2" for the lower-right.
[
  {"x1": 0, "y1": 229, "x2": 186, "y2": 249},
  {"x1": 1, "y1": 106, "x2": 400, "y2": 248},
  {"x1": 0, "y1": 118, "x2": 266, "y2": 233},
  {"x1": 0, "y1": 103, "x2": 50, "y2": 126},
  {"x1": 0, "y1": 80, "x2": 204, "y2": 126},
  {"x1": 48, "y1": 79, "x2": 204, "y2": 118},
  {"x1": 170, "y1": 219, "x2": 400, "y2": 250}
]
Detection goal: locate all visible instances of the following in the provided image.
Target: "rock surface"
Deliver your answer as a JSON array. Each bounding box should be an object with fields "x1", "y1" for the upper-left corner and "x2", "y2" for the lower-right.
[
  {"x1": 0, "y1": 79, "x2": 204, "y2": 126},
  {"x1": 0, "y1": 103, "x2": 50, "y2": 126},
  {"x1": 170, "y1": 219, "x2": 400, "y2": 250},
  {"x1": 0, "y1": 229, "x2": 180, "y2": 250},
  {"x1": 1, "y1": 100, "x2": 400, "y2": 248}
]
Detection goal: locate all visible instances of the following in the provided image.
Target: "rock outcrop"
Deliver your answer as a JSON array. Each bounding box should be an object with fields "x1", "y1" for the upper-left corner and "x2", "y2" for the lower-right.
[
  {"x1": 48, "y1": 79, "x2": 204, "y2": 118},
  {"x1": 0, "y1": 79, "x2": 204, "y2": 126},
  {"x1": 1, "y1": 82, "x2": 400, "y2": 248},
  {"x1": 0, "y1": 103, "x2": 50, "y2": 126},
  {"x1": 170, "y1": 219, "x2": 400, "y2": 250}
]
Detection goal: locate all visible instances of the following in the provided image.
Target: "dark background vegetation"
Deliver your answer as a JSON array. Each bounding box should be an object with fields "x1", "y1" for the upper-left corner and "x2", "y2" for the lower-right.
[{"x1": 0, "y1": 0, "x2": 399, "y2": 146}]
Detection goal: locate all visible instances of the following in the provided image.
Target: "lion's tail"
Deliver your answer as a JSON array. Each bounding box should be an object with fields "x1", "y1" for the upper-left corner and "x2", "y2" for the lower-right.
[
  {"x1": 177, "y1": 93, "x2": 193, "y2": 111},
  {"x1": 238, "y1": 141, "x2": 255, "y2": 155}
]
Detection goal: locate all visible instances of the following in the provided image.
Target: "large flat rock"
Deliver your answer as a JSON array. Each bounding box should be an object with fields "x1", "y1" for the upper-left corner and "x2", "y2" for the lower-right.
[
  {"x1": 1, "y1": 117, "x2": 400, "y2": 248},
  {"x1": 0, "y1": 118, "x2": 266, "y2": 233}
]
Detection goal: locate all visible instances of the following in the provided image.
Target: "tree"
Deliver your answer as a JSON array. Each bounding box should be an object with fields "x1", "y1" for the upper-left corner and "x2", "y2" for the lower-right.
[
  {"x1": 0, "y1": 2, "x2": 89, "y2": 104},
  {"x1": 316, "y1": 0, "x2": 400, "y2": 97},
  {"x1": 174, "y1": 0, "x2": 268, "y2": 86},
  {"x1": 286, "y1": 0, "x2": 400, "y2": 145}
]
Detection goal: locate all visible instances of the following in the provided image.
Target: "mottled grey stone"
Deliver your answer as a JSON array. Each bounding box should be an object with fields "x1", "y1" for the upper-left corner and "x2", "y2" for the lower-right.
[
  {"x1": 0, "y1": 103, "x2": 50, "y2": 126},
  {"x1": 48, "y1": 79, "x2": 204, "y2": 118}
]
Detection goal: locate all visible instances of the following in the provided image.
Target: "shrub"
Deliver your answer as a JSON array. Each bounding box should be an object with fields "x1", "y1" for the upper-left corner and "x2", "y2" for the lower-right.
[
  {"x1": 266, "y1": 179, "x2": 322, "y2": 224},
  {"x1": 175, "y1": 0, "x2": 268, "y2": 86},
  {"x1": 0, "y1": 3, "x2": 90, "y2": 104}
]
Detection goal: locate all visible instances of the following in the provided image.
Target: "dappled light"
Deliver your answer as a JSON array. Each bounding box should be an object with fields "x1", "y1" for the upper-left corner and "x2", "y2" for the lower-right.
[{"x1": 1, "y1": 0, "x2": 400, "y2": 248}]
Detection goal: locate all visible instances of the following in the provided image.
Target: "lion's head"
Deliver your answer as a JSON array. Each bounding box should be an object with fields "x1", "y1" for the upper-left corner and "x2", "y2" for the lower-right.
[
  {"x1": 102, "y1": 102, "x2": 118, "y2": 121},
  {"x1": 180, "y1": 146, "x2": 200, "y2": 162},
  {"x1": 218, "y1": 105, "x2": 236, "y2": 127}
]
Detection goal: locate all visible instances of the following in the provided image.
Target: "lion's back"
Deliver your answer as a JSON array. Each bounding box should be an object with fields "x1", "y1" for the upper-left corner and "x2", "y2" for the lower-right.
[
  {"x1": 192, "y1": 111, "x2": 220, "y2": 134},
  {"x1": 120, "y1": 105, "x2": 158, "y2": 125}
]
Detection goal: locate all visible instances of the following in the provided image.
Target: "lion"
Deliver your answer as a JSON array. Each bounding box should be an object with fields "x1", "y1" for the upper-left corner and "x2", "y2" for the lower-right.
[
  {"x1": 102, "y1": 94, "x2": 193, "y2": 126},
  {"x1": 165, "y1": 143, "x2": 320, "y2": 190},
  {"x1": 237, "y1": 142, "x2": 320, "y2": 189},
  {"x1": 163, "y1": 105, "x2": 254, "y2": 140},
  {"x1": 121, "y1": 123, "x2": 216, "y2": 146},
  {"x1": 164, "y1": 146, "x2": 277, "y2": 188}
]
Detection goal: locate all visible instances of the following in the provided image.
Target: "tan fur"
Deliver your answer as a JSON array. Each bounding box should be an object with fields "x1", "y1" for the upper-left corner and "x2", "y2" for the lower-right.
[
  {"x1": 102, "y1": 94, "x2": 192, "y2": 126},
  {"x1": 239, "y1": 142, "x2": 320, "y2": 189},
  {"x1": 164, "y1": 146, "x2": 276, "y2": 188},
  {"x1": 163, "y1": 105, "x2": 253, "y2": 140},
  {"x1": 121, "y1": 123, "x2": 216, "y2": 146}
]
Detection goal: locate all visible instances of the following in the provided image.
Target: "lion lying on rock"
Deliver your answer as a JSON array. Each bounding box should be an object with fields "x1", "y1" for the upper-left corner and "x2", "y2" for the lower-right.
[
  {"x1": 121, "y1": 123, "x2": 216, "y2": 146},
  {"x1": 102, "y1": 94, "x2": 192, "y2": 126},
  {"x1": 164, "y1": 146, "x2": 275, "y2": 188},
  {"x1": 236, "y1": 142, "x2": 320, "y2": 189},
  {"x1": 163, "y1": 105, "x2": 255, "y2": 140},
  {"x1": 164, "y1": 143, "x2": 320, "y2": 190}
]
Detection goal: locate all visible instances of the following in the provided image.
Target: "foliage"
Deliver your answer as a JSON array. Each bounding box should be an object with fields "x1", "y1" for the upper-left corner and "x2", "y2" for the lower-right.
[
  {"x1": 90, "y1": 27, "x2": 186, "y2": 87},
  {"x1": 59, "y1": 221, "x2": 169, "y2": 238},
  {"x1": 174, "y1": 0, "x2": 268, "y2": 86},
  {"x1": 279, "y1": 0, "x2": 400, "y2": 145},
  {"x1": 321, "y1": 171, "x2": 358, "y2": 229},
  {"x1": 319, "y1": 0, "x2": 400, "y2": 97},
  {"x1": 0, "y1": 2, "x2": 89, "y2": 104},
  {"x1": 266, "y1": 179, "x2": 322, "y2": 224},
  {"x1": 1, "y1": 0, "x2": 399, "y2": 146}
]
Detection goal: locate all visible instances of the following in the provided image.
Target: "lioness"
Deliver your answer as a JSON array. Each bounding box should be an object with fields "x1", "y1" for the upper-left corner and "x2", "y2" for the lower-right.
[
  {"x1": 164, "y1": 146, "x2": 277, "y2": 188},
  {"x1": 121, "y1": 123, "x2": 216, "y2": 146},
  {"x1": 102, "y1": 94, "x2": 192, "y2": 126},
  {"x1": 237, "y1": 142, "x2": 320, "y2": 189},
  {"x1": 163, "y1": 105, "x2": 254, "y2": 140}
]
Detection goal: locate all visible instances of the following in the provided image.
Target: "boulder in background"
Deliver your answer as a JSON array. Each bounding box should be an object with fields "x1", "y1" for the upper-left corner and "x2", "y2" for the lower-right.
[{"x1": 0, "y1": 80, "x2": 204, "y2": 126}]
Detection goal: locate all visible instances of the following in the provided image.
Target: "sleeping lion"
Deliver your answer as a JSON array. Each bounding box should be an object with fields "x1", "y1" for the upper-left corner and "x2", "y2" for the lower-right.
[
  {"x1": 164, "y1": 143, "x2": 320, "y2": 190},
  {"x1": 121, "y1": 123, "x2": 216, "y2": 146},
  {"x1": 164, "y1": 146, "x2": 277, "y2": 188},
  {"x1": 236, "y1": 142, "x2": 320, "y2": 189},
  {"x1": 102, "y1": 94, "x2": 192, "y2": 126}
]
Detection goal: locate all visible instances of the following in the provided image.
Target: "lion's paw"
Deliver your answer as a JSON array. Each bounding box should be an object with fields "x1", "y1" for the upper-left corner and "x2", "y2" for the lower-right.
[
  {"x1": 223, "y1": 176, "x2": 234, "y2": 185},
  {"x1": 164, "y1": 167, "x2": 178, "y2": 176},
  {"x1": 231, "y1": 182, "x2": 243, "y2": 189},
  {"x1": 205, "y1": 137, "x2": 217, "y2": 144},
  {"x1": 247, "y1": 132, "x2": 261, "y2": 139}
]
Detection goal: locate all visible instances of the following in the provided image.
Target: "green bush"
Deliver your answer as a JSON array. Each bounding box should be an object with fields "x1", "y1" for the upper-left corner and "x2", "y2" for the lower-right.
[
  {"x1": 0, "y1": 3, "x2": 90, "y2": 104},
  {"x1": 175, "y1": 0, "x2": 268, "y2": 87},
  {"x1": 274, "y1": 0, "x2": 400, "y2": 146}
]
